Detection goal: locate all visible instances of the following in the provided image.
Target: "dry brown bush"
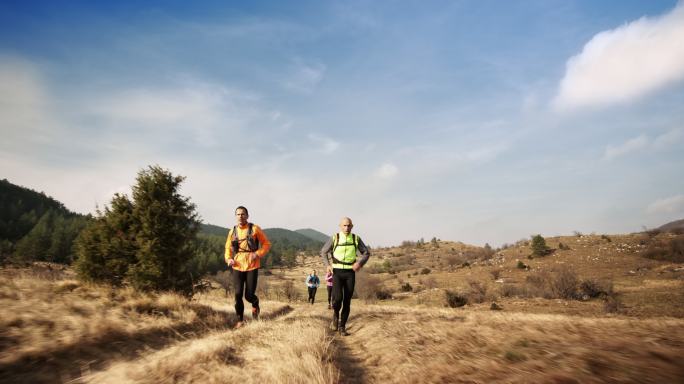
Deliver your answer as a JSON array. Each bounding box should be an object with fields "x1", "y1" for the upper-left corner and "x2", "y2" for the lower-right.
[
  {"x1": 445, "y1": 290, "x2": 467, "y2": 307},
  {"x1": 356, "y1": 271, "x2": 392, "y2": 301},
  {"x1": 420, "y1": 276, "x2": 438, "y2": 289},
  {"x1": 641, "y1": 234, "x2": 684, "y2": 263},
  {"x1": 467, "y1": 280, "x2": 488, "y2": 303},
  {"x1": 550, "y1": 266, "x2": 580, "y2": 299},
  {"x1": 279, "y1": 280, "x2": 300, "y2": 302}
]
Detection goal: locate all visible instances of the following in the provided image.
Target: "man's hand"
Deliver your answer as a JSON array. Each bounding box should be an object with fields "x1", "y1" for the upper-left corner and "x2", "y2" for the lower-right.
[
  {"x1": 250, "y1": 252, "x2": 259, "y2": 262},
  {"x1": 352, "y1": 262, "x2": 362, "y2": 272},
  {"x1": 227, "y1": 259, "x2": 235, "y2": 267}
]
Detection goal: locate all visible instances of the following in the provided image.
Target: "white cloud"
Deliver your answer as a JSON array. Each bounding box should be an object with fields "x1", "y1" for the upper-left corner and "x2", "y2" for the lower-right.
[
  {"x1": 554, "y1": 3, "x2": 684, "y2": 110},
  {"x1": 646, "y1": 194, "x2": 684, "y2": 214},
  {"x1": 603, "y1": 128, "x2": 682, "y2": 160},
  {"x1": 653, "y1": 128, "x2": 683, "y2": 148},
  {"x1": 0, "y1": 56, "x2": 57, "y2": 143},
  {"x1": 376, "y1": 163, "x2": 398, "y2": 179},
  {"x1": 307, "y1": 133, "x2": 340, "y2": 154},
  {"x1": 464, "y1": 143, "x2": 509, "y2": 162},
  {"x1": 603, "y1": 135, "x2": 649, "y2": 160},
  {"x1": 283, "y1": 60, "x2": 326, "y2": 93},
  {"x1": 89, "y1": 83, "x2": 264, "y2": 148}
]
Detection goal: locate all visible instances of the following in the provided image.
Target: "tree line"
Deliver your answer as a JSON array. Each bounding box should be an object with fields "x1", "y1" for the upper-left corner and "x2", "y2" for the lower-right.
[{"x1": 1, "y1": 167, "x2": 321, "y2": 294}]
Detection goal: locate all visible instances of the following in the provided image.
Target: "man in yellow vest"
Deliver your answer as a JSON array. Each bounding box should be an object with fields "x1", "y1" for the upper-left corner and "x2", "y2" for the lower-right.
[
  {"x1": 225, "y1": 206, "x2": 271, "y2": 329},
  {"x1": 320, "y1": 217, "x2": 371, "y2": 336}
]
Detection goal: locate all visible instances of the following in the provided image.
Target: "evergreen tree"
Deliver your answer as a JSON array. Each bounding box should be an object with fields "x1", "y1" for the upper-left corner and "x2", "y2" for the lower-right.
[
  {"x1": 74, "y1": 194, "x2": 137, "y2": 284},
  {"x1": 530, "y1": 234, "x2": 550, "y2": 257},
  {"x1": 75, "y1": 166, "x2": 199, "y2": 294}
]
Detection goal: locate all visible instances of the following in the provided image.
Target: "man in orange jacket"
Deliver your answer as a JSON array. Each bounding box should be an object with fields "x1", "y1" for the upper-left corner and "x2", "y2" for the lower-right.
[{"x1": 225, "y1": 206, "x2": 271, "y2": 328}]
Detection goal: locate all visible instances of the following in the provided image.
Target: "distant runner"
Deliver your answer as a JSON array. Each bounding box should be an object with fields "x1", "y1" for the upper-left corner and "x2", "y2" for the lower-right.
[
  {"x1": 225, "y1": 206, "x2": 271, "y2": 329},
  {"x1": 306, "y1": 269, "x2": 320, "y2": 305},
  {"x1": 320, "y1": 217, "x2": 371, "y2": 336},
  {"x1": 325, "y1": 269, "x2": 333, "y2": 309}
]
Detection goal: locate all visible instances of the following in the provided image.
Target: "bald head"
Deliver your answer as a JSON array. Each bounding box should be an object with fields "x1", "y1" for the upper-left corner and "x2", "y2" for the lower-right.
[{"x1": 339, "y1": 217, "x2": 353, "y2": 234}]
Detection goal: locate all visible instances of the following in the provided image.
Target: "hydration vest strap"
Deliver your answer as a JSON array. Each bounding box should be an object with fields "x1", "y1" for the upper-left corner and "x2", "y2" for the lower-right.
[
  {"x1": 331, "y1": 256, "x2": 355, "y2": 265},
  {"x1": 232, "y1": 223, "x2": 259, "y2": 253}
]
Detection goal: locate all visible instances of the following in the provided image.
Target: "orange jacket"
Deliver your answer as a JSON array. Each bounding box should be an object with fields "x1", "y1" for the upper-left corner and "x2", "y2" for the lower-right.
[{"x1": 225, "y1": 223, "x2": 271, "y2": 271}]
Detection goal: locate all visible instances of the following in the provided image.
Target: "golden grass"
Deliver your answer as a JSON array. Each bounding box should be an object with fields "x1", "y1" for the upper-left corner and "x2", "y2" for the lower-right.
[
  {"x1": 3, "y1": 230, "x2": 684, "y2": 383},
  {"x1": 83, "y1": 305, "x2": 335, "y2": 384},
  {"x1": 0, "y1": 268, "x2": 240, "y2": 383},
  {"x1": 330, "y1": 304, "x2": 684, "y2": 383}
]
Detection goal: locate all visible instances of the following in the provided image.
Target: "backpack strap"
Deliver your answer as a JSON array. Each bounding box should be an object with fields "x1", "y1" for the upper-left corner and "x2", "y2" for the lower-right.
[{"x1": 232, "y1": 223, "x2": 259, "y2": 253}]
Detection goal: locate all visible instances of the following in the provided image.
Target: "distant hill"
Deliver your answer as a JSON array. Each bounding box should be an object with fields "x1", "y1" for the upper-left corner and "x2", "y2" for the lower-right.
[
  {"x1": 0, "y1": 179, "x2": 79, "y2": 242},
  {"x1": 199, "y1": 223, "x2": 229, "y2": 237},
  {"x1": 0, "y1": 179, "x2": 90, "y2": 263},
  {"x1": 199, "y1": 224, "x2": 325, "y2": 248},
  {"x1": 658, "y1": 218, "x2": 684, "y2": 232},
  {"x1": 263, "y1": 228, "x2": 324, "y2": 251},
  {"x1": 295, "y1": 228, "x2": 329, "y2": 243}
]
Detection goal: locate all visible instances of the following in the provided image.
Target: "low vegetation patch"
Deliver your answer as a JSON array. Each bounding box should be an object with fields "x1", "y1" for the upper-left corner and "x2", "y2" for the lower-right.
[
  {"x1": 641, "y1": 234, "x2": 684, "y2": 263},
  {"x1": 445, "y1": 290, "x2": 467, "y2": 308}
]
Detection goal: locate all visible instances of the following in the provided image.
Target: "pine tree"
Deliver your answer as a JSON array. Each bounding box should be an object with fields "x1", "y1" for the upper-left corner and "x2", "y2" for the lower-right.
[
  {"x1": 74, "y1": 194, "x2": 136, "y2": 284},
  {"x1": 126, "y1": 166, "x2": 199, "y2": 292},
  {"x1": 75, "y1": 166, "x2": 199, "y2": 293},
  {"x1": 530, "y1": 234, "x2": 550, "y2": 257}
]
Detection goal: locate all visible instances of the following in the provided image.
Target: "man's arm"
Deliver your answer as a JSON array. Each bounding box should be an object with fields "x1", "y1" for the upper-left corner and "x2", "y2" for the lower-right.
[
  {"x1": 254, "y1": 225, "x2": 271, "y2": 257},
  {"x1": 355, "y1": 236, "x2": 371, "y2": 267},
  {"x1": 320, "y1": 237, "x2": 333, "y2": 268},
  {"x1": 224, "y1": 229, "x2": 234, "y2": 265}
]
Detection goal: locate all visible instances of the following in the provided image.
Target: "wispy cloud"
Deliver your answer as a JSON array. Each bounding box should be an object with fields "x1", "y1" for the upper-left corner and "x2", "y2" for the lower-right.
[
  {"x1": 376, "y1": 163, "x2": 398, "y2": 179},
  {"x1": 307, "y1": 133, "x2": 339, "y2": 154},
  {"x1": 603, "y1": 128, "x2": 682, "y2": 160},
  {"x1": 282, "y1": 59, "x2": 326, "y2": 93},
  {"x1": 603, "y1": 135, "x2": 649, "y2": 160},
  {"x1": 0, "y1": 56, "x2": 55, "y2": 143},
  {"x1": 646, "y1": 194, "x2": 684, "y2": 214},
  {"x1": 554, "y1": 3, "x2": 684, "y2": 110},
  {"x1": 653, "y1": 127, "x2": 683, "y2": 149}
]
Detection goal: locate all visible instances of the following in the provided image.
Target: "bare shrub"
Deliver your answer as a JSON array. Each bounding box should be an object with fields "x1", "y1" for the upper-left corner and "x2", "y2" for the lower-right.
[
  {"x1": 604, "y1": 292, "x2": 621, "y2": 313},
  {"x1": 422, "y1": 277, "x2": 437, "y2": 289},
  {"x1": 579, "y1": 279, "x2": 611, "y2": 299},
  {"x1": 525, "y1": 271, "x2": 553, "y2": 298},
  {"x1": 501, "y1": 283, "x2": 527, "y2": 298},
  {"x1": 446, "y1": 254, "x2": 462, "y2": 268},
  {"x1": 550, "y1": 266, "x2": 579, "y2": 299},
  {"x1": 256, "y1": 276, "x2": 270, "y2": 299},
  {"x1": 445, "y1": 290, "x2": 467, "y2": 308},
  {"x1": 280, "y1": 280, "x2": 300, "y2": 302},
  {"x1": 356, "y1": 271, "x2": 392, "y2": 301},
  {"x1": 641, "y1": 235, "x2": 684, "y2": 263},
  {"x1": 400, "y1": 282, "x2": 413, "y2": 292},
  {"x1": 209, "y1": 271, "x2": 233, "y2": 297},
  {"x1": 420, "y1": 268, "x2": 431, "y2": 275},
  {"x1": 467, "y1": 280, "x2": 487, "y2": 304},
  {"x1": 490, "y1": 268, "x2": 502, "y2": 280}
]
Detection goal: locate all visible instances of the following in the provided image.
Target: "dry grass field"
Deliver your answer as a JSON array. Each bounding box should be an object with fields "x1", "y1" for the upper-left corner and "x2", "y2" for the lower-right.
[{"x1": 1, "y1": 231, "x2": 684, "y2": 383}]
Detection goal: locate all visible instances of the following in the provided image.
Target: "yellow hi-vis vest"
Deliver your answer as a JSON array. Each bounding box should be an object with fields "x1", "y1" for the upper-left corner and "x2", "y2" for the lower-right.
[{"x1": 332, "y1": 233, "x2": 358, "y2": 269}]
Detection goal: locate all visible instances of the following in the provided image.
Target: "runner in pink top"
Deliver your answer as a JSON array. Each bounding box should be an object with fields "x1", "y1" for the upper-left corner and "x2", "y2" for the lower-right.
[{"x1": 325, "y1": 270, "x2": 334, "y2": 309}]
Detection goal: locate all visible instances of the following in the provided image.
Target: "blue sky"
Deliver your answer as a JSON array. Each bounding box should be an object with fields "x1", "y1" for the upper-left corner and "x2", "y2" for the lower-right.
[{"x1": 1, "y1": 1, "x2": 683, "y2": 247}]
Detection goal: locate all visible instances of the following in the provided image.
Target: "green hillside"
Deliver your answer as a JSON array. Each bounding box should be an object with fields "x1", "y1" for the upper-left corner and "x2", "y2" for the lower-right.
[
  {"x1": 199, "y1": 223, "x2": 229, "y2": 237},
  {"x1": 263, "y1": 228, "x2": 323, "y2": 251},
  {"x1": 0, "y1": 179, "x2": 90, "y2": 263},
  {"x1": 295, "y1": 228, "x2": 329, "y2": 243}
]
